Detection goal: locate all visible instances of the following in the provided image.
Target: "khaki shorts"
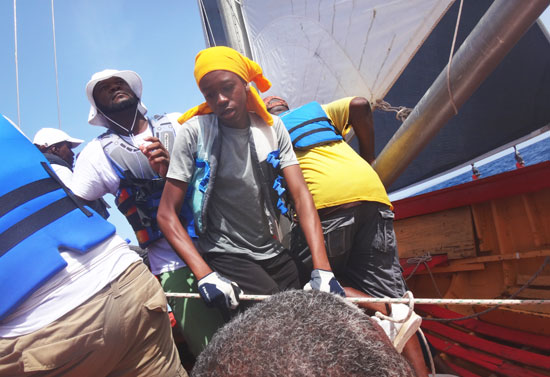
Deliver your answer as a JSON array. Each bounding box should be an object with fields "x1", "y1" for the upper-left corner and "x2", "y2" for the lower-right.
[{"x1": 0, "y1": 262, "x2": 187, "y2": 377}]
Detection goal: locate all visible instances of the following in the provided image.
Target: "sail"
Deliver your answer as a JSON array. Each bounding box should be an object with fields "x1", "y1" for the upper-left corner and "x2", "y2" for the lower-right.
[
  {"x1": 374, "y1": 0, "x2": 550, "y2": 191},
  {"x1": 198, "y1": 0, "x2": 550, "y2": 192},
  {"x1": 239, "y1": 0, "x2": 454, "y2": 107}
]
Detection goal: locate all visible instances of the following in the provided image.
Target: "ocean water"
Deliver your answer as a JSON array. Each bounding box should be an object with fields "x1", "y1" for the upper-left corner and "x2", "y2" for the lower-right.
[{"x1": 414, "y1": 137, "x2": 550, "y2": 196}]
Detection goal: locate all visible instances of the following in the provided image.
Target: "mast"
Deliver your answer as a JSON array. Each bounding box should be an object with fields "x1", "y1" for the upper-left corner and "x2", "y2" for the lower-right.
[
  {"x1": 373, "y1": 0, "x2": 550, "y2": 188},
  {"x1": 197, "y1": 0, "x2": 252, "y2": 58}
]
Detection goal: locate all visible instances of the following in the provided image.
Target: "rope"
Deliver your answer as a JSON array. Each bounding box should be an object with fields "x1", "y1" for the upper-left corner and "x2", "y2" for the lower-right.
[
  {"x1": 425, "y1": 262, "x2": 443, "y2": 298},
  {"x1": 374, "y1": 99, "x2": 412, "y2": 122},
  {"x1": 418, "y1": 328, "x2": 436, "y2": 377},
  {"x1": 405, "y1": 253, "x2": 432, "y2": 281},
  {"x1": 374, "y1": 291, "x2": 415, "y2": 324},
  {"x1": 165, "y1": 292, "x2": 550, "y2": 306},
  {"x1": 50, "y1": 0, "x2": 62, "y2": 129},
  {"x1": 372, "y1": 291, "x2": 436, "y2": 376},
  {"x1": 424, "y1": 255, "x2": 550, "y2": 322},
  {"x1": 446, "y1": 0, "x2": 464, "y2": 115},
  {"x1": 13, "y1": 0, "x2": 21, "y2": 128},
  {"x1": 405, "y1": 253, "x2": 443, "y2": 298}
]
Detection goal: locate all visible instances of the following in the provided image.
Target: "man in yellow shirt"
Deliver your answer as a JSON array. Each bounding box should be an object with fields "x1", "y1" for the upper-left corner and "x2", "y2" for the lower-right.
[{"x1": 265, "y1": 96, "x2": 428, "y2": 376}]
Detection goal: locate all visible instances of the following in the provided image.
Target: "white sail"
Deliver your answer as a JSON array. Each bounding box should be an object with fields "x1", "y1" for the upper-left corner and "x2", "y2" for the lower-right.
[{"x1": 240, "y1": 0, "x2": 454, "y2": 107}]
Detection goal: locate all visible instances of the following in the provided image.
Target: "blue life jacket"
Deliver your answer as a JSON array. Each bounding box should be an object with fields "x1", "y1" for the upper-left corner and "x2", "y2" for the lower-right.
[
  {"x1": 280, "y1": 101, "x2": 343, "y2": 150},
  {"x1": 100, "y1": 115, "x2": 195, "y2": 246},
  {"x1": 43, "y1": 153, "x2": 110, "y2": 219},
  {"x1": 0, "y1": 116, "x2": 115, "y2": 320}
]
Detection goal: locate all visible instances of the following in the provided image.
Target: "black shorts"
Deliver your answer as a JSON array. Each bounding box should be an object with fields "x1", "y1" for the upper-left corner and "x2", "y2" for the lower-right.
[
  {"x1": 203, "y1": 250, "x2": 303, "y2": 295},
  {"x1": 291, "y1": 202, "x2": 407, "y2": 298}
]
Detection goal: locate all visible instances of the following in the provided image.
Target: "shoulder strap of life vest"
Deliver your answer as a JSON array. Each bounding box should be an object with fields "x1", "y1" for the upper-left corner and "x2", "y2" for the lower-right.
[
  {"x1": 98, "y1": 115, "x2": 177, "y2": 248},
  {"x1": 0, "y1": 116, "x2": 115, "y2": 320},
  {"x1": 98, "y1": 114, "x2": 176, "y2": 181},
  {"x1": 43, "y1": 152, "x2": 72, "y2": 170},
  {"x1": 280, "y1": 101, "x2": 343, "y2": 150}
]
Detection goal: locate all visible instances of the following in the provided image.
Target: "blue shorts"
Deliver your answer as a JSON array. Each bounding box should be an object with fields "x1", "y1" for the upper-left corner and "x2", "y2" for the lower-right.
[{"x1": 291, "y1": 202, "x2": 407, "y2": 298}]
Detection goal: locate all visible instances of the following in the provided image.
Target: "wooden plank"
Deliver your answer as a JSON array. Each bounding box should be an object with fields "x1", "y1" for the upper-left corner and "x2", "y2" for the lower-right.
[
  {"x1": 394, "y1": 206, "x2": 476, "y2": 260},
  {"x1": 413, "y1": 262, "x2": 485, "y2": 275},
  {"x1": 505, "y1": 287, "x2": 550, "y2": 300},
  {"x1": 521, "y1": 194, "x2": 544, "y2": 248},
  {"x1": 444, "y1": 359, "x2": 482, "y2": 377},
  {"x1": 473, "y1": 305, "x2": 550, "y2": 337},
  {"x1": 426, "y1": 334, "x2": 548, "y2": 377},
  {"x1": 517, "y1": 274, "x2": 550, "y2": 286},
  {"x1": 491, "y1": 200, "x2": 516, "y2": 288},
  {"x1": 417, "y1": 304, "x2": 550, "y2": 351},
  {"x1": 471, "y1": 201, "x2": 499, "y2": 254},
  {"x1": 421, "y1": 321, "x2": 550, "y2": 369},
  {"x1": 453, "y1": 249, "x2": 550, "y2": 265}
]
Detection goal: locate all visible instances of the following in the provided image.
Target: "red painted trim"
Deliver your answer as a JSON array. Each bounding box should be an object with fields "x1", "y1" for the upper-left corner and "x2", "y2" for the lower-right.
[
  {"x1": 417, "y1": 304, "x2": 550, "y2": 352},
  {"x1": 427, "y1": 334, "x2": 548, "y2": 377},
  {"x1": 422, "y1": 321, "x2": 550, "y2": 369},
  {"x1": 393, "y1": 161, "x2": 550, "y2": 220}
]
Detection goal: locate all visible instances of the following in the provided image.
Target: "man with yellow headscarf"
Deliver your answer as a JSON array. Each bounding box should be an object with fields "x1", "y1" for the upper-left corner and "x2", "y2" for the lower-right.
[{"x1": 158, "y1": 47, "x2": 344, "y2": 315}]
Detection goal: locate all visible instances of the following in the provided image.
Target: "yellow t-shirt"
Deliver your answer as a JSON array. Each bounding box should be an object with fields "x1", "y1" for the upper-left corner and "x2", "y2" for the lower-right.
[{"x1": 295, "y1": 97, "x2": 391, "y2": 209}]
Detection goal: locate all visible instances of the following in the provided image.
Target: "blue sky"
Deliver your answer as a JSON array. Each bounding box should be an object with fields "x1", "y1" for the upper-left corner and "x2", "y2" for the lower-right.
[
  {"x1": 1, "y1": 2, "x2": 549, "y2": 243},
  {"x1": 1, "y1": 1, "x2": 208, "y2": 243}
]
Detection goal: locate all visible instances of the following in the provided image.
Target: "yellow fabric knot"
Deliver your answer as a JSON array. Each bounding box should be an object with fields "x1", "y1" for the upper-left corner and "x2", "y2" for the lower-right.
[{"x1": 178, "y1": 46, "x2": 273, "y2": 126}]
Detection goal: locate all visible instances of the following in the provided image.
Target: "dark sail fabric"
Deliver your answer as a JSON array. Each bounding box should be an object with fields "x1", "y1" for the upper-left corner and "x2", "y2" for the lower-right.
[{"x1": 372, "y1": 0, "x2": 550, "y2": 192}]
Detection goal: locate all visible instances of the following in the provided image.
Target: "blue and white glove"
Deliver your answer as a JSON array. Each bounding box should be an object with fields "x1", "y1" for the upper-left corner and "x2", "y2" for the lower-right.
[
  {"x1": 198, "y1": 272, "x2": 242, "y2": 310},
  {"x1": 304, "y1": 269, "x2": 345, "y2": 296}
]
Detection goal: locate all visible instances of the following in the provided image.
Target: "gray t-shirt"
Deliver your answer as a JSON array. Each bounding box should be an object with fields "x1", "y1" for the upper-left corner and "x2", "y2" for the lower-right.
[{"x1": 167, "y1": 113, "x2": 298, "y2": 260}]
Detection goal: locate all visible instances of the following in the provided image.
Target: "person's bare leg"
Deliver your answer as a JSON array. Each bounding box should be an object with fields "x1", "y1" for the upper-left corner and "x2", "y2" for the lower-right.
[
  {"x1": 403, "y1": 334, "x2": 429, "y2": 376},
  {"x1": 344, "y1": 286, "x2": 428, "y2": 377}
]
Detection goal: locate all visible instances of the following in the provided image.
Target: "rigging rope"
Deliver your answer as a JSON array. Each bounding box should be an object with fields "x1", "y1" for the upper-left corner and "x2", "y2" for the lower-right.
[
  {"x1": 418, "y1": 328, "x2": 436, "y2": 377},
  {"x1": 50, "y1": 0, "x2": 62, "y2": 129},
  {"x1": 423, "y1": 255, "x2": 550, "y2": 322},
  {"x1": 405, "y1": 253, "x2": 443, "y2": 298},
  {"x1": 13, "y1": 0, "x2": 21, "y2": 128},
  {"x1": 375, "y1": 0, "x2": 464, "y2": 124},
  {"x1": 165, "y1": 292, "x2": 550, "y2": 306},
  {"x1": 446, "y1": 0, "x2": 464, "y2": 115},
  {"x1": 375, "y1": 99, "x2": 412, "y2": 122}
]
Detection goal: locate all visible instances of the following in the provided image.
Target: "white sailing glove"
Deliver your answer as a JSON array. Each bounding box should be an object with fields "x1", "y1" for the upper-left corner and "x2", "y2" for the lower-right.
[
  {"x1": 198, "y1": 272, "x2": 242, "y2": 310},
  {"x1": 304, "y1": 269, "x2": 345, "y2": 296}
]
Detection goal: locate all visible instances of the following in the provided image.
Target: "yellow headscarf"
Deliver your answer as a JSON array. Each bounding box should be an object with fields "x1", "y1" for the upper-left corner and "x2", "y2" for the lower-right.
[{"x1": 178, "y1": 46, "x2": 273, "y2": 126}]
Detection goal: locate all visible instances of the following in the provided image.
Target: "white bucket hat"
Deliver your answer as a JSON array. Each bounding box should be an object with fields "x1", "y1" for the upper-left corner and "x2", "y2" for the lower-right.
[
  {"x1": 33, "y1": 128, "x2": 84, "y2": 149},
  {"x1": 86, "y1": 69, "x2": 148, "y2": 127}
]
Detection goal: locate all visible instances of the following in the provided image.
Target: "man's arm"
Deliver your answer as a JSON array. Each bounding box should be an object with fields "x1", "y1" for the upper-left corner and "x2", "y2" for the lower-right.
[
  {"x1": 282, "y1": 165, "x2": 331, "y2": 271},
  {"x1": 70, "y1": 140, "x2": 119, "y2": 200},
  {"x1": 157, "y1": 178, "x2": 212, "y2": 279},
  {"x1": 348, "y1": 97, "x2": 375, "y2": 164},
  {"x1": 158, "y1": 178, "x2": 242, "y2": 310}
]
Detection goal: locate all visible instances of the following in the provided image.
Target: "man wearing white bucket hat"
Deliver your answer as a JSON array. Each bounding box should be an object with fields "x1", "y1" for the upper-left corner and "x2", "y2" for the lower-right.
[{"x1": 71, "y1": 69, "x2": 223, "y2": 358}]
